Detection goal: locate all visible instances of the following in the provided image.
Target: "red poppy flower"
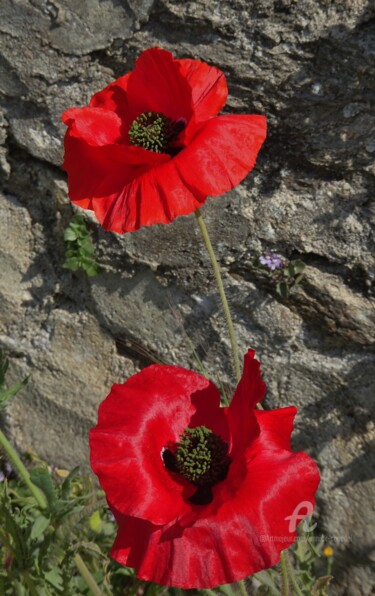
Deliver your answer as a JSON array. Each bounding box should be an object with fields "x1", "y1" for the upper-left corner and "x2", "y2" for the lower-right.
[
  {"x1": 90, "y1": 350, "x2": 320, "y2": 589},
  {"x1": 62, "y1": 47, "x2": 267, "y2": 233}
]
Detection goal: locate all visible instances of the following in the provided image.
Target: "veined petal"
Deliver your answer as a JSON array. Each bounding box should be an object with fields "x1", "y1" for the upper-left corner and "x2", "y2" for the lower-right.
[
  {"x1": 62, "y1": 132, "x2": 169, "y2": 216},
  {"x1": 125, "y1": 47, "x2": 193, "y2": 124},
  {"x1": 175, "y1": 114, "x2": 267, "y2": 196},
  {"x1": 92, "y1": 157, "x2": 206, "y2": 233},
  {"x1": 177, "y1": 58, "x2": 228, "y2": 122}
]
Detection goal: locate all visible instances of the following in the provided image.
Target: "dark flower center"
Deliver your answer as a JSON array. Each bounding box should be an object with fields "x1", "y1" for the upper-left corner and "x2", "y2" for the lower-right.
[
  {"x1": 162, "y1": 425, "x2": 230, "y2": 505},
  {"x1": 128, "y1": 111, "x2": 185, "y2": 154}
]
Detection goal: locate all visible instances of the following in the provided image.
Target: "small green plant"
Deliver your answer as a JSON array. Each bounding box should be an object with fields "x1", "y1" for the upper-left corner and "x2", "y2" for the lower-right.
[
  {"x1": 63, "y1": 214, "x2": 101, "y2": 277},
  {"x1": 258, "y1": 252, "x2": 306, "y2": 299}
]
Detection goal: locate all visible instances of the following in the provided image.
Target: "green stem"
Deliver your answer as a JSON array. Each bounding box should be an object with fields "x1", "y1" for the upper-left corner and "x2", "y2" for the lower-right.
[
  {"x1": 195, "y1": 208, "x2": 241, "y2": 383},
  {"x1": 280, "y1": 550, "x2": 290, "y2": 596},
  {"x1": 281, "y1": 550, "x2": 304, "y2": 596},
  {"x1": 23, "y1": 573, "x2": 40, "y2": 596},
  {"x1": 0, "y1": 428, "x2": 47, "y2": 510},
  {"x1": 237, "y1": 579, "x2": 248, "y2": 596},
  {"x1": 74, "y1": 553, "x2": 103, "y2": 596}
]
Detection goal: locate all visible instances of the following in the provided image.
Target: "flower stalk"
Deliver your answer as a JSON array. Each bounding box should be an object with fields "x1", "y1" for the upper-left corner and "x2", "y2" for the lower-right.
[
  {"x1": 280, "y1": 549, "x2": 304, "y2": 596},
  {"x1": 195, "y1": 208, "x2": 241, "y2": 383},
  {"x1": 74, "y1": 553, "x2": 104, "y2": 596},
  {"x1": 0, "y1": 428, "x2": 47, "y2": 510},
  {"x1": 280, "y1": 550, "x2": 290, "y2": 595}
]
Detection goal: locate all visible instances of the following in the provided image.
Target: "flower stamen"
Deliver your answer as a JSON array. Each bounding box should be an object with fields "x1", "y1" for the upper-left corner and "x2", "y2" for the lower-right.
[
  {"x1": 128, "y1": 111, "x2": 185, "y2": 153},
  {"x1": 163, "y1": 425, "x2": 230, "y2": 484}
]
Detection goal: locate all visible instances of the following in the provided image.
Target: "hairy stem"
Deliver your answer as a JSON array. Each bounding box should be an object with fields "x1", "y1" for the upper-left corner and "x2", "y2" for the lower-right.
[
  {"x1": 195, "y1": 208, "x2": 241, "y2": 383},
  {"x1": 0, "y1": 429, "x2": 47, "y2": 510},
  {"x1": 280, "y1": 550, "x2": 290, "y2": 596},
  {"x1": 284, "y1": 550, "x2": 304, "y2": 596}
]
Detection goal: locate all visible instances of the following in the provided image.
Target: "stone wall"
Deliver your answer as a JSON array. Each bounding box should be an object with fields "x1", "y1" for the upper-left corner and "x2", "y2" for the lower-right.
[{"x1": 0, "y1": 1, "x2": 374, "y2": 594}]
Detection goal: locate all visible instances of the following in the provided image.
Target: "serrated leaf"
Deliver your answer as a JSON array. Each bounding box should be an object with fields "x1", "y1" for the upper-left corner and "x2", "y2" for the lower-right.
[
  {"x1": 30, "y1": 468, "x2": 58, "y2": 509},
  {"x1": 30, "y1": 515, "x2": 50, "y2": 540},
  {"x1": 78, "y1": 540, "x2": 103, "y2": 556},
  {"x1": 61, "y1": 465, "x2": 80, "y2": 500},
  {"x1": 254, "y1": 570, "x2": 280, "y2": 593}
]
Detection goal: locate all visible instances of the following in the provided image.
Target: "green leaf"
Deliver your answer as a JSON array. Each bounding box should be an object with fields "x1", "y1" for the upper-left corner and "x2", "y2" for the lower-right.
[
  {"x1": 276, "y1": 281, "x2": 289, "y2": 299},
  {"x1": 0, "y1": 375, "x2": 29, "y2": 410},
  {"x1": 254, "y1": 571, "x2": 281, "y2": 594},
  {"x1": 45, "y1": 568, "x2": 64, "y2": 590},
  {"x1": 30, "y1": 515, "x2": 50, "y2": 540},
  {"x1": 63, "y1": 228, "x2": 78, "y2": 242},
  {"x1": 286, "y1": 262, "x2": 296, "y2": 277},
  {"x1": 78, "y1": 540, "x2": 103, "y2": 557},
  {"x1": 88, "y1": 510, "x2": 103, "y2": 533},
  {"x1": 30, "y1": 468, "x2": 58, "y2": 509},
  {"x1": 63, "y1": 257, "x2": 80, "y2": 271},
  {"x1": 291, "y1": 259, "x2": 306, "y2": 274},
  {"x1": 82, "y1": 263, "x2": 100, "y2": 277},
  {"x1": 61, "y1": 465, "x2": 80, "y2": 500}
]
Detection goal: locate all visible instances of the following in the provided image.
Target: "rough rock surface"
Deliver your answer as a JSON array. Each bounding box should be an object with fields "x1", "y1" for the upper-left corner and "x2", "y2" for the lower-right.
[{"x1": 0, "y1": 0, "x2": 374, "y2": 594}]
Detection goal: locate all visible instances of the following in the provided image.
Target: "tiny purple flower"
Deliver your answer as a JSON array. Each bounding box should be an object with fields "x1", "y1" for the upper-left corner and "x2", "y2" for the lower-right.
[{"x1": 259, "y1": 252, "x2": 284, "y2": 271}]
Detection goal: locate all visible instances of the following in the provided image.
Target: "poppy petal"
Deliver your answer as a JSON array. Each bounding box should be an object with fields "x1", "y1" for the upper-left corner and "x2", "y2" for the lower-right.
[
  {"x1": 63, "y1": 132, "x2": 170, "y2": 215},
  {"x1": 62, "y1": 107, "x2": 122, "y2": 146},
  {"x1": 90, "y1": 73, "x2": 130, "y2": 123},
  {"x1": 110, "y1": 454, "x2": 319, "y2": 587},
  {"x1": 125, "y1": 47, "x2": 192, "y2": 124},
  {"x1": 177, "y1": 58, "x2": 228, "y2": 122},
  {"x1": 90, "y1": 364, "x2": 228, "y2": 525},
  {"x1": 91, "y1": 157, "x2": 206, "y2": 233},
  {"x1": 175, "y1": 114, "x2": 267, "y2": 196},
  {"x1": 254, "y1": 406, "x2": 297, "y2": 451},
  {"x1": 227, "y1": 350, "x2": 266, "y2": 456}
]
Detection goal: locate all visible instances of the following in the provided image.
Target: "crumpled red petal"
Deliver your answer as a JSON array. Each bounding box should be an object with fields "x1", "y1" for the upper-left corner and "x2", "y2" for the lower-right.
[
  {"x1": 62, "y1": 107, "x2": 122, "y2": 146},
  {"x1": 227, "y1": 350, "x2": 266, "y2": 457},
  {"x1": 174, "y1": 114, "x2": 267, "y2": 197},
  {"x1": 90, "y1": 364, "x2": 229, "y2": 525},
  {"x1": 176, "y1": 57, "x2": 228, "y2": 143},
  {"x1": 107, "y1": 406, "x2": 320, "y2": 588},
  {"x1": 91, "y1": 156, "x2": 206, "y2": 233},
  {"x1": 125, "y1": 47, "x2": 193, "y2": 125}
]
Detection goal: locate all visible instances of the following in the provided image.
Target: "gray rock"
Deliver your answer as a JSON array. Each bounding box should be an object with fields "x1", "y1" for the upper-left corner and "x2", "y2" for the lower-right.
[{"x1": 0, "y1": 0, "x2": 374, "y2": 593}]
